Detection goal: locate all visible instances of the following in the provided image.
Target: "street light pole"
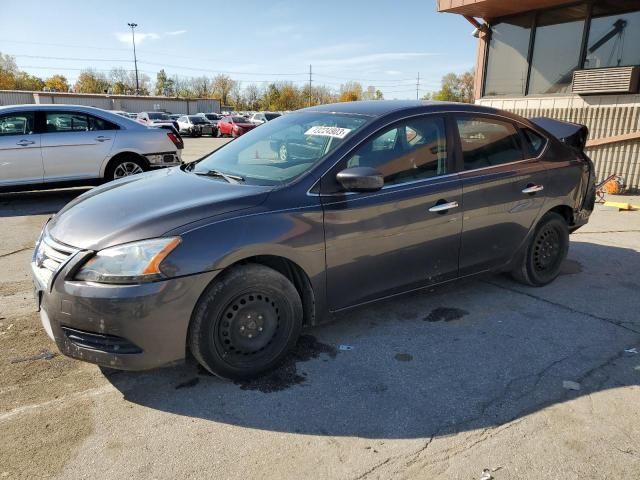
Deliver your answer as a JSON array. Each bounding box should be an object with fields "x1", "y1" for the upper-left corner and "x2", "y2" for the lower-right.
[{"x1": 128, "y1": 22, "x2": 140, "y2": 95}]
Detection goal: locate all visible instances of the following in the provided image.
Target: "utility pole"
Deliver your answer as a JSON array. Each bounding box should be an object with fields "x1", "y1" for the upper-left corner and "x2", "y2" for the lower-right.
[
  {"x1": 309, "y1": 64, "x2": 312, "y2": 107},
  {"x1": 416, "y1": 72, "x2": 420, "y2": 100},
  {"x1": 128, "y1": 22, "x2": 140, "y2": 95}
]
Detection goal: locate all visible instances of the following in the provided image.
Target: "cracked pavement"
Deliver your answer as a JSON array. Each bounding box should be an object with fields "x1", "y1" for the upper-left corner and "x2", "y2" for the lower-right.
[{"x1": 0, "y1": 142, "x2": 639, "y2": 479}]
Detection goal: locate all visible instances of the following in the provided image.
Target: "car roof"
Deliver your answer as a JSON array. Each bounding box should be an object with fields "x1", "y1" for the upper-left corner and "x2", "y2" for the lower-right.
[
  {"x1": 298, "y1": 100, "x2": 502, "y2": 117},
  {"x1": 0, "y1": 104, "x2": 147, "y2": 129}
]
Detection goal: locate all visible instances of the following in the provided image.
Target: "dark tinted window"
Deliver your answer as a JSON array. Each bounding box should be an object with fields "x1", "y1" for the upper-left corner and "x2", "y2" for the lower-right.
[
  {"x1": 585, "y1": 8, "x2": 640, "y2": 69},
  {"x1": 522, "y1": 128, "x2": 546, "y2": 156},
  {"x1": 346, "y1": 116, "x2": 448, "y2": 186},
  {"x1": 231, "y1": 116, "x2": 246, "y2": 123},
  {"x1": 529, "y1": 5, "x2": 588, "y2": 94},
  {"x1": 88, "y1": 115, "x2": 118, "y2": 131},
  {"x1": 147, "y1": 112, "x2": 168, "y2": 120},
  {"x1": 484, "y1": 14, "x2": 532, "y2": 96},
  {"x1": 0, "y1": 112, "x2": 35, "y2": 136},
  {"x1": 45, "y1": 112, "x2": 88, "y2": 132},
  {"x1": 265, "y1": 113, "x2": 281, "y2": 120},
  {"x1": 456, "y1": 117, "x2": 523, "y2": 170}
]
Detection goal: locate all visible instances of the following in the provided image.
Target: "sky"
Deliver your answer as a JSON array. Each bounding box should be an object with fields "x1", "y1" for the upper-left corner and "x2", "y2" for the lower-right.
[{"x1": 0, "y1": 0, "x2": 477, "y2": 99}]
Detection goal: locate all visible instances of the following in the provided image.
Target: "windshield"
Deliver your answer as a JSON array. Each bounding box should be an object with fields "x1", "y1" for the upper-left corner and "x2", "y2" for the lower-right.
[
  {"x1": 231, "y1": 116, "x2": 248, "y2": 123},
  {"x1": 192, "y1": 112, "x2": 369, "y2": 185},
  {"x1": 204, "y1": 114, "x2": 218, "y2": 120},
  {"x1": 148, "y1": 112, "x2": 169, "y2": 120},
  {"x1": 189, "y1": 116, "x2": 207, "y2": 124},
  {"x1": 265, "y1": 113, "x2": 281, "y2": 120}
]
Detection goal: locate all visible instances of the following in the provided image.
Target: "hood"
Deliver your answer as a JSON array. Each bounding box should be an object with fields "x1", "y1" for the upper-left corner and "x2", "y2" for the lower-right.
[{"x1": 48, "y1": 168, "x2": 271, "y2": 250}]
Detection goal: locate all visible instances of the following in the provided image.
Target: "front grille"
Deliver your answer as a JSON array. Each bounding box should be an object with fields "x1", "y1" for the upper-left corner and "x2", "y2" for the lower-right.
[
  {"x1": 61, "y1": 327, "x2": 143, "y2": 354},
  {"x1": 33, "y1": 232, "x2": 78, "y2": 288}
]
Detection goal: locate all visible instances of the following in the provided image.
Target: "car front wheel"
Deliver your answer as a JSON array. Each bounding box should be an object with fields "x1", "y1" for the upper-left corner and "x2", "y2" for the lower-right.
[
  {"x1": 511, "y1": 212, "x2": 569, "y2": 287},
  {"x1": 189, "y1": 264, "x2": 303, "y2": 380}
]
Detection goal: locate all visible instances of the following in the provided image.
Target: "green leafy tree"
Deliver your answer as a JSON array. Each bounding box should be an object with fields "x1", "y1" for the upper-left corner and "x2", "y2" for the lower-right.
[{"x1": 155, "y1": 69, "x2": 175, "y2": 96}]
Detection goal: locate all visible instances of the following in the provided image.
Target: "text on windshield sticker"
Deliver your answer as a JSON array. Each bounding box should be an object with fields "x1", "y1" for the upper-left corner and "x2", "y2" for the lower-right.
[{"x1": 304, "y1": 126, "x2": 352, "y2": 139}]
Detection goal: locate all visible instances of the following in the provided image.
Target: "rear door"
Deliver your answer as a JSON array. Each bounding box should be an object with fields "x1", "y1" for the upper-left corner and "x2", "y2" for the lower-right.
[
  {"x1": 40, "y1": 111, "x2": 118, "y2": 182},
  {"x1": 0, "y1": 110, "x2": 42, "y2": 187},
  {"x1": 455, "y1": 114, "x2": 547, "y2": 276},
  {"x1": 321, "y1": 114, "x2": 462, "y2": 310}
]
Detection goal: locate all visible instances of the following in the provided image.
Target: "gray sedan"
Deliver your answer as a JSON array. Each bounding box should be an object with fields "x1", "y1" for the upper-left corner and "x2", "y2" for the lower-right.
[{"x1": 32, "y1": 101, "x2": 595, "y2": 379}]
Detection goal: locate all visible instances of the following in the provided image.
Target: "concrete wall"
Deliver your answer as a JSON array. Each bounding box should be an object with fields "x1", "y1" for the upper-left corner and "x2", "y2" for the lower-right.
[
  {"x1": 0, "y1": 90, "x2": 221, "y2": 114},
  {"x1": 478, "y1": 94, "x2": 640, "y2": 191}
]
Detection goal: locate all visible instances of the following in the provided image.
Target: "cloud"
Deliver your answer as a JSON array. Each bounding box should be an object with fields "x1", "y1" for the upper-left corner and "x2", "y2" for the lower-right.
[
  {"x1": 165, "y1": 30, "x2": 187, "y2": 36},
  {"x1": 313, "y1": 52, "x2": 441, "y2": 67},
  {"x1": 114, "y1": 31, "x2": 161, "y2": 45}
]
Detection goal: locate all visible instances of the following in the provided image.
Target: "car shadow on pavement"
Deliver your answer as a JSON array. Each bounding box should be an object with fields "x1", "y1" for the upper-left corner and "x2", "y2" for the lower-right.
[
  {"x1": 0, "y1": 187, "x2": 91, "y2": 218},
  {"x1": 104, "y1": 240, "x2": 640, "y2": 439}
]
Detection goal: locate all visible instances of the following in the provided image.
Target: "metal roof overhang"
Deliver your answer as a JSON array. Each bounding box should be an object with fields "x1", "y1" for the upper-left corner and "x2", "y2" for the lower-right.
[{"x1": 437, "y1": 0, "x2": 578, "y2": 19}]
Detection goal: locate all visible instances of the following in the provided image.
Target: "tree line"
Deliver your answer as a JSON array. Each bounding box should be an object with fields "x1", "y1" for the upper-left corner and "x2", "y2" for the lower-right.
[{"x1": 1, "y1": 51, "x2": 474, "y2": 109}]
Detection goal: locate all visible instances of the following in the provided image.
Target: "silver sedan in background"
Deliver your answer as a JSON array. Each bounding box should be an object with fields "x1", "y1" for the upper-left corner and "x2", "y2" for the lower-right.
[{"x1": 0, "y1": 104, "x2": 183, "y2": 190}]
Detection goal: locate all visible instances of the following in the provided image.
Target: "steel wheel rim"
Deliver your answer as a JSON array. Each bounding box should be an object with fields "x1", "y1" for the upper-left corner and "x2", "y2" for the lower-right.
[
  {"x1": 533, "y1": 226, "x2": 561, "y2": 272},
  {"x1": 113, "y1": 162, "x2": 143, "y2": 179},
  {"x1": 215, "y1": 292, "x2": 282, "y2": 367}
]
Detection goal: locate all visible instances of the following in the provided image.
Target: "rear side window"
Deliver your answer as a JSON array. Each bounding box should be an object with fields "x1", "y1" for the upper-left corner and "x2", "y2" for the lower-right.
[
  {"x1": 88, "y1": 115, "x2": 118, "y2": 131},
  {"x1": 0, "y1": 112, "x2": 35, "y2": 136},
  {"x1": 522, "y1": 128, "x2": 546, "y2": 156},
  {"x1": 456, "y1": 117, "x2": 524, "y2": 170},
  {"x1": 45, "y1": 112, "x2": 88, "y2": 132}
]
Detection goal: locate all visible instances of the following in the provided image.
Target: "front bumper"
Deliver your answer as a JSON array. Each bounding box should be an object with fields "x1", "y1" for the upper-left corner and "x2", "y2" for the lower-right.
[{"x1": 32, "y1": 245, "x2": 218, "y2": 370}]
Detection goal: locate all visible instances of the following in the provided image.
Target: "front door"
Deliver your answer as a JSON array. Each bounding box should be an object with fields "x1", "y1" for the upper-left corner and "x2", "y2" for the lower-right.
[
  {"x1": 321, "y1": 114, "x2": 462, "y2": 310},
  {"x1": 0, "y1": 111, "x2": 42, "y2": 187},
  {"x1": 40, "y1": 111, "x2": 117, "y2": 182},
  {"x1": 454, "y1": 114, "x2": 547, "y2": 276}
]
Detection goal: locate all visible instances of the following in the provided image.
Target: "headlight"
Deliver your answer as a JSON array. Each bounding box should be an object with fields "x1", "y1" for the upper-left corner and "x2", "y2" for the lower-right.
[{"x1": 75, "y1": 237, "x2": 181, "y2": 284}]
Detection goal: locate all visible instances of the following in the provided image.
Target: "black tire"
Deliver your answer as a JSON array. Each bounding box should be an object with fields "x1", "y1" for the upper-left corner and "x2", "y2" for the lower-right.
[
  {"x1": 189, "y1": 264, "x2": 303, "y2": 380},
  {"x1": 105, "y1": 156, "x2": 146, "y2": 181},
  {"x1": 511, "y1": 212, "x2": 569, "y2": 287}
]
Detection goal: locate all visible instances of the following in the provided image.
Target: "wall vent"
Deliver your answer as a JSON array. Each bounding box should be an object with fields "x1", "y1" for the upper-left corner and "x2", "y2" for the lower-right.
[{"x1": 572, "y1": 67, "x2": 640, "y2": 95}]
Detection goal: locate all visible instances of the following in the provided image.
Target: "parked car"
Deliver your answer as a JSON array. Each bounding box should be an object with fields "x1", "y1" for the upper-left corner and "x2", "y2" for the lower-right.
[
  {"x1": 249, "y1": 112, "x2": 281, "y2": 125},
  {"x1": 176, "y1": 115, "x2": 217, "y2": 137},
  {"x1": 31, "y1": 101, "x2": 595, "y2": 379},
  {"x1": 197, "y1": 113, "x2": 223, "y2": 127},
  {"x1": 217, "y1": 116, "x2": 257, "y2": 137},
  {"x1": 136, "y1": 112, "x2": 180, "y2": 133},
  {"x1": 0, "y1": 104, "x2": 183, "y2": 190}
]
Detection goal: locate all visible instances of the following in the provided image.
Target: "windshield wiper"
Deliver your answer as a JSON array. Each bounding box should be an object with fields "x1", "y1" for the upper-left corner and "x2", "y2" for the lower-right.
[{"x1": 194, "y1": 169, "x2": 244, "y2": 184}]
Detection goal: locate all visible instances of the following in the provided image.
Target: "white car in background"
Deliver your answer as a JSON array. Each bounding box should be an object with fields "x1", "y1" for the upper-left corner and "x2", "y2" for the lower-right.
[
  {"x1": 249, "y1": 112, "x2": 282, "y2": 125},
  {"x1": 0, "y1": 105, "x2": 183, "y2": 190}
]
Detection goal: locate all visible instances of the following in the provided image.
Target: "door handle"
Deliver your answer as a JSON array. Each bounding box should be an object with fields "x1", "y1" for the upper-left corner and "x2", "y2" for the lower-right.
[
  {"x1": 16, "y1": 139, "x2": 35, "y2": 146},
  {"x1": 428, "y1": 200, "x2": 459, "y2": 213},
  {"x1": 95, "y1": 136, "x2": 112, "y2": 142},
  {"x1": 522, "y1": 184, "x2": 544, "y2": 194}
]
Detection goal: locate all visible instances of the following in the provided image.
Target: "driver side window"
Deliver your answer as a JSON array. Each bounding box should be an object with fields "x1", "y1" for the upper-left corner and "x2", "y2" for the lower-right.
[{"x1": 346, "y1": 115, "x2": 448, "y2": 186}]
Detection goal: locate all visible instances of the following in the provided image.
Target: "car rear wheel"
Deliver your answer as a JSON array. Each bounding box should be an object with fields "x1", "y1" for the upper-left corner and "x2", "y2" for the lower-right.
[
  {"x1": 107, "y1": 157, "x2": 145, "y2": 181},
  {"x1": 189, "y1": 264, "x2": 303, "y2": 380},
  {"x1": 511, "y1": 212, "x2": 569, "y2": 287}
]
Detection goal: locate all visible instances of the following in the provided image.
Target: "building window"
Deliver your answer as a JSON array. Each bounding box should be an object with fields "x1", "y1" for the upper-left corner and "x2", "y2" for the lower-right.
[
  {"x1": 484, "y1": 14, "x2": 532, "y2": 96},
  {"x1": 585, "y1": 6, "x2": 640, "y2": 69},
  {"x1": 528, "y1": 5, "x2": 588, "y2": 95}
]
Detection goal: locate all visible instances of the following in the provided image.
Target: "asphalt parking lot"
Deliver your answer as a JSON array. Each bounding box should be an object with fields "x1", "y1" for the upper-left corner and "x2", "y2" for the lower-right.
[{"x1": 1, "y1": 137, "x2": 639, "y2": 479}]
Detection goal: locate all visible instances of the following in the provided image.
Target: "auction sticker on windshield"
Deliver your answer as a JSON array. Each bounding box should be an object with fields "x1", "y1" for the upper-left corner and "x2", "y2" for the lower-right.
[{"x1": 305, "y1": 126, "x2": 352, "y2": 139}]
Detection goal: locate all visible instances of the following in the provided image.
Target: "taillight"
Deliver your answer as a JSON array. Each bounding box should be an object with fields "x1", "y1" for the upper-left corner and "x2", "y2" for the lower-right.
[{"x1": 167, "y1": 132, "x2": 184, "y2": 150}]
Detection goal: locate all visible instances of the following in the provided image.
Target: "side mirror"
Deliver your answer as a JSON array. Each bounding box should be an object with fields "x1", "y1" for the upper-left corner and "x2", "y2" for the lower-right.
[{"x1": 336, "y1": 167, "x2": 384, "y2": 192}]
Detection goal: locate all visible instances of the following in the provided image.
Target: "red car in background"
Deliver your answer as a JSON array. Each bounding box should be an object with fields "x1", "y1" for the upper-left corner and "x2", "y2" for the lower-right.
[{"x1": 218, "y1": 116, "x2": 258, "y2": 138}]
